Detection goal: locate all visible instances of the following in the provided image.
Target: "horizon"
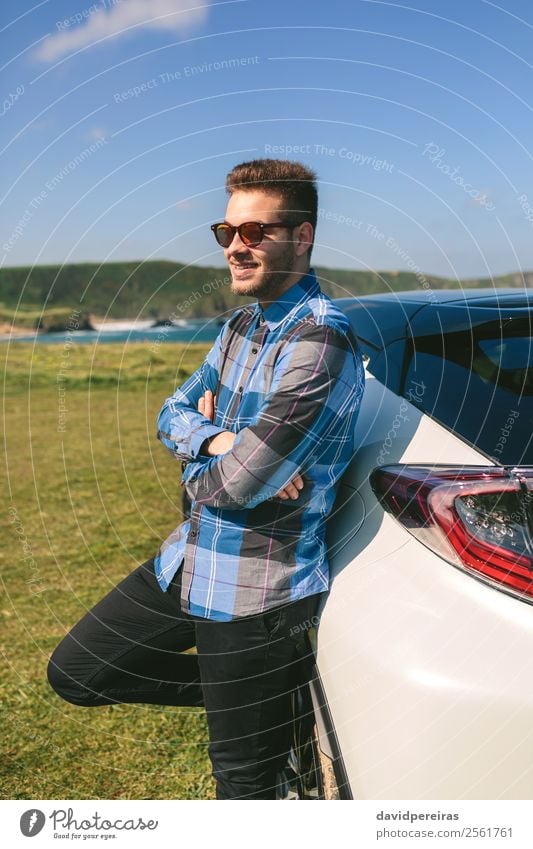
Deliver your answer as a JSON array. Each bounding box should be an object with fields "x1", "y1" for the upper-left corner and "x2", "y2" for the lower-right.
[{"x1": 1, "y1": 257, "x2": 532, "y2": 284}]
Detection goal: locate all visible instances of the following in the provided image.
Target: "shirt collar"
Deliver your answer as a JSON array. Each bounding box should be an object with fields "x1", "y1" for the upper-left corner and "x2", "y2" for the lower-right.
[{"x1": 254, "y1": 268, "x2": 320, "y2": 331}]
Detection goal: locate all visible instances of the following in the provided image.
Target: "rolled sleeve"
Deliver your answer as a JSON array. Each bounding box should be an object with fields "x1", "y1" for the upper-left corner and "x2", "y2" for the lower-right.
[{"x1": 189, "y1": 423, "x2": 227, "y2": 459}]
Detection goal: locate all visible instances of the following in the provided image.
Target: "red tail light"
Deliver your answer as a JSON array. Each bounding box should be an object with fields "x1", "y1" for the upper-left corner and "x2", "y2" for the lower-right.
[{"x1": 370, "y1": 466, "x2": 533, "y2": 602}]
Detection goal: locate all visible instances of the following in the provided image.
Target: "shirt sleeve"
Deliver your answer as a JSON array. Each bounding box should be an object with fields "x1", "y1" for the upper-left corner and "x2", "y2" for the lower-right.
[
  {"x1": 181, "y1": 322, "x2": 364, "y2": 509},
  {"x1": 156, "y1": 322, "x2": 228, "y2": 462}
]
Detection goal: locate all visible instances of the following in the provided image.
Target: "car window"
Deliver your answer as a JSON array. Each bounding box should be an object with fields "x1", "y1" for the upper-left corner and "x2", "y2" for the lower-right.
[
  {"x1": 478, "y1": 336, "x2": 533, "y2": 371},
  {"x1": 402, "y1": 328, "x2": 533, "y2": 465}
]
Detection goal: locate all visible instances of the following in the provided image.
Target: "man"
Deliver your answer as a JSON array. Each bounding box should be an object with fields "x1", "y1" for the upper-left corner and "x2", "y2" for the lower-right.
[{"x1": 48, "y1": 159, "x2": 365, "y2": 799}]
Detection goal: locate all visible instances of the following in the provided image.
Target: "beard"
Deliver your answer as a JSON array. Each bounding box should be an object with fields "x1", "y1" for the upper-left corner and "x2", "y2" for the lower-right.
[{"x1": 229, "y1": 241, "x2": 298, "y2": 301}]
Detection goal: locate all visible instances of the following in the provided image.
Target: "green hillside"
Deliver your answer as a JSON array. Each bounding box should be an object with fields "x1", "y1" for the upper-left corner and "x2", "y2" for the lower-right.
[{"x1": 0, "y1": 260, "x2": 530, "y2": 330}]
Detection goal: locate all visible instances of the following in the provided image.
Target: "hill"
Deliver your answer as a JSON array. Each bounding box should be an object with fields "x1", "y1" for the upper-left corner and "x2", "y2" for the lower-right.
[{"x1": 0, "y1": 260, "x2": 531, "y2": 330}]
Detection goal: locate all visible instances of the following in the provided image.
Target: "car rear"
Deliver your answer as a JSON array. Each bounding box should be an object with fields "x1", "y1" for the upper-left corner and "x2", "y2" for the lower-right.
[{"x1": 313, "y1": 289, "x2": 533, "y2": 799}]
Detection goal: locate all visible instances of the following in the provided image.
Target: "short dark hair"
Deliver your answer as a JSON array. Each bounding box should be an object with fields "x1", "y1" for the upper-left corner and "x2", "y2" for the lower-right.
[{"x1": 225, "y1": 158, "x2": 318, "y2": 256}]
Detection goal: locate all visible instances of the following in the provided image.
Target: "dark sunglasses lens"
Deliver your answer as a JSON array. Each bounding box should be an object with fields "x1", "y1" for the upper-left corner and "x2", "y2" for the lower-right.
[
  {"x1": 240, "y1": 222, "x2": 263, "y2": 246},
  {"x1": 214, "y1": 224, "x2": 233, "y2": 247}
]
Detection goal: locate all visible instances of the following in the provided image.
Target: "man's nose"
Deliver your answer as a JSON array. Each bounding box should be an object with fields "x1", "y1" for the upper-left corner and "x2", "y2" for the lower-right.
[{"x1": 225, "y1": 229, "x2": 250, "y2": 255}]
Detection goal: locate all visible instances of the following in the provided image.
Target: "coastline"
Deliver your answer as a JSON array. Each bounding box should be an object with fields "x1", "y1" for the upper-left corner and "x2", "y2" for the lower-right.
[
  {"x1": 0, "y1": 322, "x2": 36, "y2": 340},
  {"x1": 0, "y1": 316, "x2": 189, "y2": 342},
  {"x1": 0, "y1": 317, "x2": 221, "y2": 345}
]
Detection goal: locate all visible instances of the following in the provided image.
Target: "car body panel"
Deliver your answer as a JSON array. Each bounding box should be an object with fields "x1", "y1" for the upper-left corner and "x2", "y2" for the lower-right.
[
  {"x1": 319, "y1": 532, "x2": 533, "y2": 799},
  {"x1": 319, "y1": 361, "x2": 533, "y2": 798}
]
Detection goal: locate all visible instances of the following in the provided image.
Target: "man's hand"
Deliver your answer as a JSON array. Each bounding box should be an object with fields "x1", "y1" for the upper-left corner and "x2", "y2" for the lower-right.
[
  {"x1": 198, "y1": 389, "x2": 216, "y2": 422},
  {"x1": 198, "y1": 390, "x2": 236, "y2": 455},
  {"x1": 275, "y1": 472, "x2": 304, "y2": 500},
  {"x1": 197, "y1": 389, "x2": 304, "y2": 499}
]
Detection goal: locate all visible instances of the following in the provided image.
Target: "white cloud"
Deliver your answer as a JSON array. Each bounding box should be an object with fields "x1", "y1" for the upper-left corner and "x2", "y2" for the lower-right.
[{"x1": 36, "y1": 0, "x2": 209, "y2": 63}]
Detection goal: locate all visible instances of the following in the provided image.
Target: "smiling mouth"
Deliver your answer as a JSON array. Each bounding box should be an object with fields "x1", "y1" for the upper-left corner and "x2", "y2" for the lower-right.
[{"x1": 231, "y1": 262, "x2": 260, "y2": 276}]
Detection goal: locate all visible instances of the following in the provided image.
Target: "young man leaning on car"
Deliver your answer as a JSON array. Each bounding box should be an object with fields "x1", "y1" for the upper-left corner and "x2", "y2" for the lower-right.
[{"x1": 47, "y1": 158, "x2": 365, "y2": 800}]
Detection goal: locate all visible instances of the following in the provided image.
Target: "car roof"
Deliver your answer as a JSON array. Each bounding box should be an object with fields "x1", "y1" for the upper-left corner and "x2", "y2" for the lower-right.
[{"x1": 336, "y1": 287, "x2": 533, "y2": 350}]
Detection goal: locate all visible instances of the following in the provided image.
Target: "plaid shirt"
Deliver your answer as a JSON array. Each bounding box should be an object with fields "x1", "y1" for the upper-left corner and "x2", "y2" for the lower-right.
[{"x1": 155, "y1": 269, "x2": 365, "y2": 620}]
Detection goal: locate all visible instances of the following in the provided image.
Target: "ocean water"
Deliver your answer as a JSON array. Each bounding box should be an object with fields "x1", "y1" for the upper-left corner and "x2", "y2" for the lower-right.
[{"x1": 3, "y1": 321, "x2": 223, "y2": 345}]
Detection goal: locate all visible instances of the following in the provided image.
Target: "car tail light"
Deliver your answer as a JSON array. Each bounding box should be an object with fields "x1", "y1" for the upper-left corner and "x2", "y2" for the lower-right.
[{"x1": 370, "y1": 465, "x2": 533, "y2": 602}]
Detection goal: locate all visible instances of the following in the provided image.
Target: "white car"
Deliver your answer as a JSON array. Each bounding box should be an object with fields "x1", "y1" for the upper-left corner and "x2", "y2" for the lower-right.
[{"x1": 285, "y1": 287, "x2": 533, "y2": 800}]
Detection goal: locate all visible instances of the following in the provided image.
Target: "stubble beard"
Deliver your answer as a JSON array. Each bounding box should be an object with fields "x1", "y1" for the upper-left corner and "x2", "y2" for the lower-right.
[{"x1": 229, "y1": 242, "x2": 298, "y2": 301}]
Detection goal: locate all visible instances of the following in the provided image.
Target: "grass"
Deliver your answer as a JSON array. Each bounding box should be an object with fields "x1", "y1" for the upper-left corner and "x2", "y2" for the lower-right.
[
  {"x1": 0, "y1": 341, "x2": 216, "y2": 799},
  {"x1": 0, "y1": 304, "x2": 83, "y2": 331}
]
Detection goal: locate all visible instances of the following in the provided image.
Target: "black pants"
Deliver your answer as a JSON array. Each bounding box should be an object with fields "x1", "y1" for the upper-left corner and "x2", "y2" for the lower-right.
[{"x1": 47, "y1": 557, "x2": 324, "y2": 800}]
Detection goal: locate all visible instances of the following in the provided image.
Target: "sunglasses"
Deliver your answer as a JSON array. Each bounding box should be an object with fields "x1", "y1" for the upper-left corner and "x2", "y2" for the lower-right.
[{"x1": 210, "y1": 220, "x2": 297, "y2": 249}]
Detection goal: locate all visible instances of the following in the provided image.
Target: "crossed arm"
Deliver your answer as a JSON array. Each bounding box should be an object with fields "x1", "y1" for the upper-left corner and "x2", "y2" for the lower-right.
[
  {"x1": 157, "y1": 322, "x2": 356, "y2": 510},
  {"x1": 197, "y1": 389, "x2": 304, "y2": 501}
]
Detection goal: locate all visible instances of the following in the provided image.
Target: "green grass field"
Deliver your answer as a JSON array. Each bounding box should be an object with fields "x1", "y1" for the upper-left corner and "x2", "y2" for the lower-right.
[{"x1": 1, "y1": 341, "x2": 217, "y2": 799}]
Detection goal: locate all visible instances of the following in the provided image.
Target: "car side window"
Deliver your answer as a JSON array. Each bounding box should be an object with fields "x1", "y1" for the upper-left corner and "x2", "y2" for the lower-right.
[{"x1": 403, "y1": 332, "x2": 533, "y2": 465}]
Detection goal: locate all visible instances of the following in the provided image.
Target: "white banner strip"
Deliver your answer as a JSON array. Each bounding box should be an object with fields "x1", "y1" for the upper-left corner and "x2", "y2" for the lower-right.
[{"x1": 4, "y1": 800, "x2": 533, "y2": 848}]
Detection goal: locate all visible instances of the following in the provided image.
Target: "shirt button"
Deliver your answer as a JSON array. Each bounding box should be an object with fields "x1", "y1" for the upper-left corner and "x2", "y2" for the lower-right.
[
  {"x1": 251, "y1": 347, "x2": 258, "y2": 354},
  {"x1": 238, "y1": 385, "x2": 244, "y2": 393},
  {"x1": 190, "y1": 529, "x2": 197, "y2": 537}
]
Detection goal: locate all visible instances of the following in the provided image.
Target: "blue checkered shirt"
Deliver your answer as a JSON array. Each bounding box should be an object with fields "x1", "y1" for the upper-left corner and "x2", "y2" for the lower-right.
[{"x1": 155, "y1": 269, "x2": 365, "y2": 620}]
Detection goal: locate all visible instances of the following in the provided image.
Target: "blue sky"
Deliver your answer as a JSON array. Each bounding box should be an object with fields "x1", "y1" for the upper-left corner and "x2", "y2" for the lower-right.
[{"x1": 2, "y1": 0, "x2": 533, "y2": 278}]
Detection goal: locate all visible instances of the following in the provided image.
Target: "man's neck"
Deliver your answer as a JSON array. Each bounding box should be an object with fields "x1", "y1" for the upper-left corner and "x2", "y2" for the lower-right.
[{"x1": 257, "y1": 267, "x2": 311, "y2": 310}]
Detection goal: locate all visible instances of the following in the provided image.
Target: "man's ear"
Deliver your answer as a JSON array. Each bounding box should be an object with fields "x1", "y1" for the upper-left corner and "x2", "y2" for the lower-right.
[{"x1": 294, "y1": 221, "x2": 314, "y2": 257}]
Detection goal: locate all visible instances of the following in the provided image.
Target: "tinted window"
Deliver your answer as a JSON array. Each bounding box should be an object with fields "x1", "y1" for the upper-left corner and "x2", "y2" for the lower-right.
[{"x1": 403, "y1": 322, "x2": 533, "y2": 465}]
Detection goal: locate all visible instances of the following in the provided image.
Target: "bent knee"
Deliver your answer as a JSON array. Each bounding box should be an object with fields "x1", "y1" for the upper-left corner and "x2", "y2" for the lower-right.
[{"x1": 47, "y1": 645, "x2": 99, "y2": 707}]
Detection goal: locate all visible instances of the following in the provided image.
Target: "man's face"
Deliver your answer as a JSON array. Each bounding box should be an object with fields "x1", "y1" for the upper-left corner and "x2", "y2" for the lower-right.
[{"x1": 223, "y1": 189, "x2": 299, "y2": 299}]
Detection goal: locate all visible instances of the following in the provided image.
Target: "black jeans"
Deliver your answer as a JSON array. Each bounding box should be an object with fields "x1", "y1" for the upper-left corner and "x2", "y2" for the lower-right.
[{"x1": 47, "y1": 557, "x2": 324, "y2": 800}]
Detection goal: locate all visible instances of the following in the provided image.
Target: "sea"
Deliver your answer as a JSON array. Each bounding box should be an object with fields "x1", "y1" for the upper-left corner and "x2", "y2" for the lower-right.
[{"x1": 2, "y1": 319, "x2": 223, "y2": 345}]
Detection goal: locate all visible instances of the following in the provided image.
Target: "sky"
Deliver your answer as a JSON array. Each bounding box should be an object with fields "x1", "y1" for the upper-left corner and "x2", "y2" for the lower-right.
[{"x1": 2, "y1": 0, "x2": 533, "y2": 279}]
